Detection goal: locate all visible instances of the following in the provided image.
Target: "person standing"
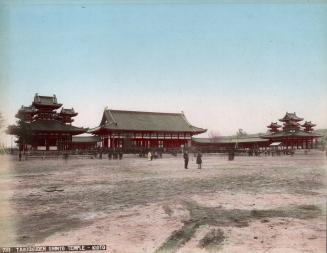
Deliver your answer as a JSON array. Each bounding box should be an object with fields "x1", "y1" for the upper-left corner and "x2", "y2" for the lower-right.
[
  {"x1": 183, "y1": 151, "x2": 189, "y2": 169},
  {"x1": 196, "y1": 151, "x2": 202, "y2": 169}
]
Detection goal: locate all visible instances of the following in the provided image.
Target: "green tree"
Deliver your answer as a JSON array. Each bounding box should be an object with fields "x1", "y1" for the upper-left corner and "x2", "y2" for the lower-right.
[
  {"x1": 17, "y1": 120, "x2": 32, "y2": 150},
  {"x1": 7, "y1": 119, "x2": 32, "y2": 152},
  {"x1": 236, "y1": 128, "x2": 247, "y2": 138}
]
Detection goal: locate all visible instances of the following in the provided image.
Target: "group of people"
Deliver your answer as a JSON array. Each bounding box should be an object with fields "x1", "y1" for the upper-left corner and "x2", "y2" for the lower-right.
[
  {"x1": 147, "y1": 150, "x2": 163, "y2": 160},
  {"x1": 96, "y1": 149, "x2": 123, "y2": 160},
  {"x1": 183, "y1": 151, "x2": 202, "y2": 169}
]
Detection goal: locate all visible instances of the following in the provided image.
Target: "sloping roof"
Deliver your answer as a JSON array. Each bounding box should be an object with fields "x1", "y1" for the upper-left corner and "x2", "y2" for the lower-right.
[
  {"x1": 15, "y1": 105, "x2": 37, "y2": 119},
  {"x1": 33, "y1": 94, "x2": 62, "y2": 108},
  {"x1": 89, "y1": 109, "x2": 206, "y2": 133},
  {"x1": 261, "y1": 131, "x2": 322, "y2": 139},
  {"x1": 279, "y1": 112, "x2": 303, "y2": 122},
  {"x1": 29, "y1": 120, "x2": 86, "y2": 134},
  {"x1": 18, "y1": 105, "x2": 36, "y2": 113},
  {"x1": 72, "y1": 136, "x2": 100, "y2": 143},
  {"x1": 302, "y1": 121, "x2": 316, "y2": 127},
  {"x1": 60, "y1": 108, "x2": 78, "y2": 116},
  {"x1": 267, "y1": 122, "x2": 281, "y2": 128},
  {"x1": 192, "y1": 136, "x2": 269, "y2": 144}
]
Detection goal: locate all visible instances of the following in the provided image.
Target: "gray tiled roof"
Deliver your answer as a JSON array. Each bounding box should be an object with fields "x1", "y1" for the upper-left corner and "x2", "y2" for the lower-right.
[
  {"x1": 18, "y1": 105, "x2": 36, "y2": 113},
  {"x1": 261, "y1": 131, "x2": 322, "y2": 139},
  {"x1": 192, "y1": 136, "x2": 269, "y2": 144},
  {"x1": 267, "y1": 122, "x2": 281, "y2": 128},
  {"x1": 33, "y1": 94, "x2": 62, "y2": 107},
  {"x1": 60, "y1": 108, "x2": 78, "y2": 116},
  {"x1": 89, "y1": 109, "x2": 206, "y2": 133},
  {"x1": 302, "y1": 121, "x2": 316, "y2": 127},
  {"x1": 279, "y1": 112, "x2": 303, "y2": 122},
  {"x1": 29, "y1": 120, "x2": 85, "y2": 134}
]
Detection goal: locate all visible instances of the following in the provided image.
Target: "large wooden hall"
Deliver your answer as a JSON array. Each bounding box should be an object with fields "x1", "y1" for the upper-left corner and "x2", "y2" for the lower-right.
[{"x1": 88, "y1": 109, "x2": 206, "y2": 150}]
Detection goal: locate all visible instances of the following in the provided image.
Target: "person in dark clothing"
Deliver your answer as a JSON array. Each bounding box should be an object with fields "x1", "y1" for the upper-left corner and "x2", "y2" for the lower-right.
[
  {"x1": 183, "y1": 151, "x2": 189, "y2": 169},
  {"x1": 196, "y1": 151, "x2": 202, "y2": 169}
]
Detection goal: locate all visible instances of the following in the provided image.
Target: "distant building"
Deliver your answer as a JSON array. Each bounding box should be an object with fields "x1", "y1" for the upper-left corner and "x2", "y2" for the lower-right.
[
  {"x1": 192, "y1": 136, "x2": 269, "y2": 152},
  {"x1": 192, "y1": 112, "x2": 322, "y2": 152},
  {"x1": 71, "y1": 135, "x2": 100, "y2": 150},
  {"x1": 8, "y1": 96, "x2": 322, "y2": 154},
  {"x1": 88, "y1": 109, "x2": 206, "y2": 150},
  {"x1": 261, "y1": 112, "x2": 322, "y2": 149},
  {"x1": 7, "y1": 94, "x2": 86, "y2": 151}
]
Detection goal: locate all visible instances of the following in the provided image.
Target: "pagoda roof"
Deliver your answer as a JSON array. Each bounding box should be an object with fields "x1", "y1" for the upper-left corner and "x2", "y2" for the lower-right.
[
  {"x1": 15, "y1": 105, "x2": 37, "y2": 119},
  {"x1": 32, "y1": 94, "x2": 62, "y2": 108},
  {"x1": 60, "y1": 108, "x2": 78, "y2": 116},
  {"x1": 302, "y1": 121, "x2": 316, "y2": 127},
  {"x1": 18, "y1": 105, "x2": 37, "y2": 113},
  {"x1": 29, "y1": 120, "x2": 86, "y2": 134},
  {"x1": 267, "y1": 122, "x2": 281, "y2": 128},
  {"x1": 89, "y1": 109, "x2": 206, "y2": 134},
  {"x1": 192, "y1": 136, "x2": 269, "y2": 144},
  {"x1": 279, "y1": 112, "x2": 303, "y2": 122},
  {"x1": 261, "y1": 131, "x2": 322, "y2": 139}
]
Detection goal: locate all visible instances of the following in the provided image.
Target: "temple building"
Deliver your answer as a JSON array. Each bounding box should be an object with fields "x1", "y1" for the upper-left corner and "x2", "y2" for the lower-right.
[
  {"x1": 71, "y1": 135, "x2": 100, "y2": 150},
  {"x1": 192, "y1": 136, "x2": 269, "y2": 152},
  {"x1": 88, "y1": 109, "x2": 206, "y2": 150},
  {"x1": 261, "y1": 112, "x2": 322, "y2": 149},
  {"x1": 8, "y1": 94, "x2": 86, "y2": 151},
  {"x1": 192, "y1": 112, "x2": 322, "y2": 152}
]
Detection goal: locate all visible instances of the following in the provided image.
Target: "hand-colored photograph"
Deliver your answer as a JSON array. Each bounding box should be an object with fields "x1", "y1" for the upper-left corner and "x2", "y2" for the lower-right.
[{"x1": 0, "y1": 1, "x2": 326, "y2": 252}]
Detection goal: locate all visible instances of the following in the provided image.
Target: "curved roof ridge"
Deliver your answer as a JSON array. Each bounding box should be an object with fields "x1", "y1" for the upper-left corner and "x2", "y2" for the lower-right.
[{"x1": 108, "y1": 109, "x2": 182, "y2": 116}]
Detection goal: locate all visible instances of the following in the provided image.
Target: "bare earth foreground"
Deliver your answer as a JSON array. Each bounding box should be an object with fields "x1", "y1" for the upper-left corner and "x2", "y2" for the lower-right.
[{"x1": 0, "y1": 152, "x2": 326, "y2": 253}]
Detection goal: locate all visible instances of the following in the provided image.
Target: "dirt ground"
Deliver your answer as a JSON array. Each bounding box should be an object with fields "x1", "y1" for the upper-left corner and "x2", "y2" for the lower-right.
[{"x1": 0, "y1": 151, "x2": 326, "y2": 253}]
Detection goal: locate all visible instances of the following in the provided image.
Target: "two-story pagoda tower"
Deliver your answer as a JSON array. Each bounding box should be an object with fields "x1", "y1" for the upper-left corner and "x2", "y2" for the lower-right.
[
  {"x1": 8, "y1": 94, "x2": 85, "y2": 151},
  {"x1": 262, "y1": 112, "x2": 321, "y2": 149}
]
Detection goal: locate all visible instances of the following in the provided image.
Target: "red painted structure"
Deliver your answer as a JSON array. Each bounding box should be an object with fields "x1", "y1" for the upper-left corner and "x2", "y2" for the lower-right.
[
  {"x1": 261, "y1": 112, "x2": 321, "y2": 149},
  {"x1": 8, "y1": 94, "x2": 85, "y2": 151},
  {"x1": 192, "y1": 136, "x2": 269, "y2": 152},
  {"x1": 89, "y1": 109, "x2": 206, "y2": 151},
  {"x1": 192, "y1": 112, "x2": 322, "y2": 152}
]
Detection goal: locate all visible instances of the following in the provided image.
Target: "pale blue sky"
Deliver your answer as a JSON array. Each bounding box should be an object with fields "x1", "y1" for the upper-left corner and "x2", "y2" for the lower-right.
[{"x1": 1, "y1": 1, "x2": 326, "y2": 141}]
